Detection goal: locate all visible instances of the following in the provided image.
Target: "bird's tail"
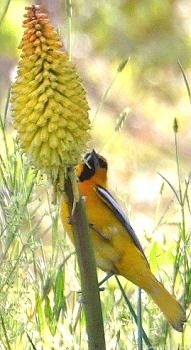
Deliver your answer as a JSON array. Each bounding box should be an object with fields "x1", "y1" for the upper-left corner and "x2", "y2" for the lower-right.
[{"x1": 145, "y1": 275, "x2": 186, "y2": 332}]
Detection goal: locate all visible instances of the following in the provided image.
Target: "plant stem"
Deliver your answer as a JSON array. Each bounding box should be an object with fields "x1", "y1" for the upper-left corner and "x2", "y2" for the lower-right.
[
  {"x1": 174, "y1": 127, "x2": 188, "y2": 349},
  {"x1": 0, "y1": 0, "x2": 11, "y2": 26},
  {"x1": 115, "y1": 276, "x2": 153, "y2": 350},
  {"x1": 137, "y1": 288, "x2": 143, "y2": 350},
  {"x1": 66, "y1": 0, "x2": 72, "y2": 60},
  {"x1": 92, "y1": 59, "x2": 129, "y2": 124},
  {"x1": 0, "y1": 313, "x2": 11, "y2": 350},
  {"x1": 64, "y1": 167, "x2": 106, "y2": 350},
  {"x1": 174, "y1": 127, "x2": 187, "y2": 303}
]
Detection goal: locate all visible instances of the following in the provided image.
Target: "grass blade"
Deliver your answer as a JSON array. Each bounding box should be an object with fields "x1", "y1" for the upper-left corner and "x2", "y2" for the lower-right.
[
  {"x1": 157, "y1": 172, "x2": 180, "y2": 204},
  {"x1": 115, "y1": 276, "x2": 153, "y2": 350},
  {"x1": 0, "y1": 0, "x2": 11, "y2": 26},
  {"x1": 178, "y1": 61, "x2": 191, "y2": 105}
]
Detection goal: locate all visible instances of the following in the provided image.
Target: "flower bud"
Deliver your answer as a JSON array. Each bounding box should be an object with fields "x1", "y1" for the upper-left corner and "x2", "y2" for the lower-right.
[{"x1": 11, "y1": 5, "x2": 90, "y2": 182}]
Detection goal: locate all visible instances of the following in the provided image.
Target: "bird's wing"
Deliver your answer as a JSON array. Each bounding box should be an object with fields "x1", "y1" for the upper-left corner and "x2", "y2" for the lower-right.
[{"x1": 95, "y1": 184, "x2": 148, "y2": 262}]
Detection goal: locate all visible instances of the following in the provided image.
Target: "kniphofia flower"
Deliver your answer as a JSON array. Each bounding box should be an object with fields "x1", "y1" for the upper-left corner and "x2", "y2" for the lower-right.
[{"x1": 11, "y1": 5, "x2": 90, "y2": 182}]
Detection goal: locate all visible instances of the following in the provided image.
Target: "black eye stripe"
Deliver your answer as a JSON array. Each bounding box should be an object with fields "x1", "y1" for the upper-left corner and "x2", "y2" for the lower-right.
[
  {"x1": 79, "y1": 164, "x2": 95, "y2": 181},
  {"x1": 79, "y1": 151, "x2": 107, "y2": 182}
]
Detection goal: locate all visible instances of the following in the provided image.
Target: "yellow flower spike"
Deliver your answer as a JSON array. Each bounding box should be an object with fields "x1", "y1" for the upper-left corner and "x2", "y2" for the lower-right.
[{"x1": 11, "y1": 5, "x2": 90, "y2": 182}]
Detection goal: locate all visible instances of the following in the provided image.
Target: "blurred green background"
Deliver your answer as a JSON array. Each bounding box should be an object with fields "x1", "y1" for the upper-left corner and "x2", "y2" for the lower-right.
[
  {"x1": 1, "y1": 0, "x2": 191, "y2": 234},
  {"x1": 0, "y1": 1, "x2": 191, "y2": 348}
]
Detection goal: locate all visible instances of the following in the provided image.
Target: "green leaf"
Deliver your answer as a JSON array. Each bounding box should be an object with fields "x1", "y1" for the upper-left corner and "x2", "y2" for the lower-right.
[
  {"x1": 54, "y1": 266, "x2": 66, "y2": 321},
  {"x1": 35, "y1": 292, "x2": 45, "y2": 335},
  {"x1": 44, "y1": 296, "x2": 56, "y2": 336}
]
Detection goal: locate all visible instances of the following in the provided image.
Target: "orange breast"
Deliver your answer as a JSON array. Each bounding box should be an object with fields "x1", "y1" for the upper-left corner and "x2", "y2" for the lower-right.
[{"x1": 61, "y1": 181, "x2": 152, "y2": 289}]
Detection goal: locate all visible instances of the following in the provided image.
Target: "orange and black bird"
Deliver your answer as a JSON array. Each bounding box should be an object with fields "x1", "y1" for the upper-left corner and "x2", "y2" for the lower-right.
[{"x1": 61, "y1": 149, "x2": 186, "y2": 332}]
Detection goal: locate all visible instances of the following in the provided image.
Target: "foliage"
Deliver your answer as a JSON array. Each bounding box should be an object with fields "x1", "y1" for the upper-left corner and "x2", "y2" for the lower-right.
[{"x1": 0, "y1": 1, "x2": 191, "y2": 349}]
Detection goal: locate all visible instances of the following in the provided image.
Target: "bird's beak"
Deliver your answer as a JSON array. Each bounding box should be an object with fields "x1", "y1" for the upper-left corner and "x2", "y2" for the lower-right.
[{"x1": 90, "y1": 149, "x2": 100, "y2": 168}]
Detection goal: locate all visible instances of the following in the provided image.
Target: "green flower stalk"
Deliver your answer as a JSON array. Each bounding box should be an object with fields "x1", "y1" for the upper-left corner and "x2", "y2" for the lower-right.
[{"x1": 11, "y1": 5, "x2": 90, "y2": 181}]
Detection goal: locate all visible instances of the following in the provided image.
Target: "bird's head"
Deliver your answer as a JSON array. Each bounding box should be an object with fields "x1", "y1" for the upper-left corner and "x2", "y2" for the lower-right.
[{"x1": 76, "y1": 150, "x2": 108, "y2": 186}]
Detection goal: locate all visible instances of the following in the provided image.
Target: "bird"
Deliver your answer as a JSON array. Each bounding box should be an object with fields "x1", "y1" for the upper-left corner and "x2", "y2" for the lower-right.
[{"x1": 60, "y1": 149, "x2": 186, "y2": 332}]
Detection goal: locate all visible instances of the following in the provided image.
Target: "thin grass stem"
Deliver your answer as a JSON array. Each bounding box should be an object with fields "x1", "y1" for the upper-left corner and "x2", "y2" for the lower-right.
[
  {"x1": 178, "y1": 61, "x2": 191, "y2": 105},
  {"x1": 0, "y1": 312, "x2": 12, "y2": 350},
  {"x1": 137, "y1": 288, "x2": 143, "y2": 350},
  {"x1": 115, "y1": 276, "x2": 153, "y2": 350},
  {"x1": 92, "y1": 59, "x2": 129, "y2": 124},
  {"x1": 172, "y1": 118, "x2": 190, "y2": 347},
  {"x1": 27, "y1": 333, "x2": 37, "y2": 350},
  {"x1": 66, "y1": 0, "x2": 72, "y2": 60},
  {"x1": 0, "y1": 0, "x2": 11, "y2": 26},
  {"x1": 174, "y1": 123, "x2": 187, "y2": 301}
]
